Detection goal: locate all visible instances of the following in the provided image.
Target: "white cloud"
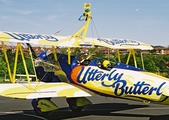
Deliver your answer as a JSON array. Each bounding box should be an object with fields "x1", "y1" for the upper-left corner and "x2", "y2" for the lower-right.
[
  {"x1": 46, "y1": 14, "x2": 67, "y2": 22},
  {"x1": 1, "y1": 15, "x2": 28, "y2": 23},
  {"x1": 2, "y1": 15, "x2": 11, "y2": 19},
  {"x1": 7, "y1": 9, "x2": 40, "y2": 15},
  {"x1": 18, "y1": 10, "x2": 34, "y2": 15},
  {"x1": 47, "y1": 15, "x2": 59, "y2": 22},
  {"x1": 16, "y1": 10, "x2": 40, "y2": 15}
]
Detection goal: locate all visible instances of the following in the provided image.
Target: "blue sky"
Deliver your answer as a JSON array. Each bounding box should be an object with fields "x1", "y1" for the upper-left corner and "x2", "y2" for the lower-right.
[{"x1": 0, "y1": 0, "x2": 169, "y2": 46}]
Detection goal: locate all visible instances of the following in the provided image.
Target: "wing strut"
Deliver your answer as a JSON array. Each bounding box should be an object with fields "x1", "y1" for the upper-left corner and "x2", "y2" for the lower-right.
[
  {"x1": 72, "y1": 3, "x2": 92, "y2": 41},
  {"x1": 27, "y1": 45, "x2": 39, "y2": 82},
  {"x1": 11, "y1": 43, "x2": 32, "y2": 87},
  {"x1": 1, "y1": 42, "x2": 13, "y2": 83},
  {"x1": 126, "y1": 49, "x2": 137, "y2": 68},
  {"x1": 66, "y1": 3, "x2": 92, "y2": 64}
]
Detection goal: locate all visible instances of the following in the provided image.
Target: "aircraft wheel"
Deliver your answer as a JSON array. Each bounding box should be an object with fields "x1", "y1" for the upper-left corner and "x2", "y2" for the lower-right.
[
  {"x1": 32, "y1": 99, "x2": 50, "y2": 118},
  {"x1": 67, "y1": 98, "x2": 84, "y2": 112},
  {"x1": 34, "y1": 109, "x2": 49, "y2": 118}
]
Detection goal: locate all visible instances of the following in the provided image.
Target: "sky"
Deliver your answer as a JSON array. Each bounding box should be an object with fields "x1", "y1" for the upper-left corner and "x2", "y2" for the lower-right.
[{"x1": 0, "y1": 0, "x2": 169, "y2": 46}]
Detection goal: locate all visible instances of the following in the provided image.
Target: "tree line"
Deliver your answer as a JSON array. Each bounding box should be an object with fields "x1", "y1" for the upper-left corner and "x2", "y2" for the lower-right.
[
  {"x1": 0, "y1": 49, "x2": 169, "y2": 81},
  {"x1": 0, "y1": 50, "x2": 34, "y2": 80},
  {"x1": 96, "y1": 51, "x2": 169, "y2": 77}
]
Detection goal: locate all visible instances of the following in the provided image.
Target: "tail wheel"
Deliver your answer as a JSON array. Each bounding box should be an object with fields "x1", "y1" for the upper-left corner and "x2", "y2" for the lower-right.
[{"x1": 66, "y1": 98, "x2": 84, "y2": 112}]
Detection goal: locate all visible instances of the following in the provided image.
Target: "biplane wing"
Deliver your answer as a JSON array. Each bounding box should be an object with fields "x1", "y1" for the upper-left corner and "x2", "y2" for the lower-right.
[
  {"x1": 0, "y1": 82, "x2": 93, "y2": 99},
  {"x1": 80, "y1": 38, "x2": 153, "y2": 50},
  {"x1": 0, "y1": 31, "x2": 81, "y2": 47},
  {"x1": 1, "y1": 3, "x2": 169, "y2": 116},
  {"x1": 0, "y1": 32, "x2": 153, "y2": 50}
]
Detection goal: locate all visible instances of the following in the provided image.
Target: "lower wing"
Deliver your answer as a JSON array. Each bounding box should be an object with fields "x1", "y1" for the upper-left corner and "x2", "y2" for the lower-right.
[{"x1": 0, "y1": 82, "x2": 94, "y2": 99}]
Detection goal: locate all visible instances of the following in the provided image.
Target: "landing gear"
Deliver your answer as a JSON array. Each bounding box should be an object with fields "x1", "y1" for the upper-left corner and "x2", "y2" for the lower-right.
[
  {"x1": 34, "y1": 109, "x2": 49, "y2": 117},
  {"x1": 31, "y1": 97, "x2": 92, "y2": 117},
  {"x1": 31, "y1": 98, "x2": 59, "y2": 117},
  {"x1": 31, "y1": 99, "x2": 49, "y2": 117},
  {"x1": 66, "y1": 98, "x2": 84, "y2": 112}
]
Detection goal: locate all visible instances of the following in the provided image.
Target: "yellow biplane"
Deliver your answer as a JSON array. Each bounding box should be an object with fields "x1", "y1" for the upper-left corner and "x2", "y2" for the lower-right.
[{"x1": 0, "y1": 3, "x2": 169, "y2": 118}]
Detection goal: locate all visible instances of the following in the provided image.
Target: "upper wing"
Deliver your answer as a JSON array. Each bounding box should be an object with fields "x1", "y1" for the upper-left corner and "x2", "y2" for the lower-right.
[
  {"x1": 0, "y1": 31, "x2": 80, "y2": 47},
  {"x1": 82, "y1": 38, "x2": 153, "y2": 50},
  {"x1": 0, "y1": 82, "x2": 93, "y2": 99},
  {"x1": 0, "y1": 31, "x2": 153, "y2": 50}
]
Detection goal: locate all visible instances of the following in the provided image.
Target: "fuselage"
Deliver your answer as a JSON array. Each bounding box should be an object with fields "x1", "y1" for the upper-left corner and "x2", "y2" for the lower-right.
[
  {"x1": 70, "y1": 62, "x2": 169, "y2": 105},
  {"x1": 36, "y1": 52, "x2": 169, "y2": 105}
]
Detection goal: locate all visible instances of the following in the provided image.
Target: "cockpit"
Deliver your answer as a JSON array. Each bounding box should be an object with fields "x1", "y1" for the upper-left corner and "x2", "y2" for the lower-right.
[{"x1": 72, "y1": 53, "x2": 114, "y2": 71}]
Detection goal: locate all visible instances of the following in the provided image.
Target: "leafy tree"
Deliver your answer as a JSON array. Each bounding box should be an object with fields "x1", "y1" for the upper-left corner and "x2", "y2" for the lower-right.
[
  {"x1": 0, "y1": 57, "x2": 7, "y2": 76},
  {"x1": 153, "y1": 55, "x2": 168, "y2": 72},
  {"x1": 6, "y1": 50, "x2": 15, "y2": 61},
  {"x1": 92, "y1": 52, "x2": 105, "y2": 60},
  {"x1": 143, "y1": 54, "x2": 157, "y2": 72},
  {"x1": 25, "y1": 57, "x2": 34, "y2": 75},
  {"x1": 2, "y1": 47, "x2": 169, "y2": 80}
]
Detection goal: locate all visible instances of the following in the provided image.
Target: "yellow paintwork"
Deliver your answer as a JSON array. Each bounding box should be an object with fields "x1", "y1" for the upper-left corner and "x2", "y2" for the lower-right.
[
  {"x1": 37, "y1": 99, "x2": 59, "y2": 112},
  {"x1": 28, "y1": 46, "x2": 39, "y2": 82},
  {"x1": 19, "y1": 43, "x2": 32, "y2": 87},
  {"x1": 71, "y1": 64, "x2": 169, "y2": 105},
  {"x1": 13, "y1": 43, "x2": 19, "y2": 83},
  {"x1": 0, "y1": 32, "x2": 11, "y2": 42},
  {"x1": 116, "y1": 49, "x2": 121, "y2": 62},
  {"x1": 76, "y1": 97, "x2": 92, "y2": 107},
  {"x1": 0, "y1": 82, "x2": 91, "y2": 99},
  {"x1": 2, "y1": 42, "x2": 13, "y2": 83},
  {"x1": 0, "y1": 3, "x2": 167, "y2": 108},
  {"x1": 57, "y1": 87, "x2": 83, "y2": 97},
  {"x1": 140, "y1": 52, "x2": 145, "y2": 70},
  {"x1": 68, "y1": 47, "x2": 71, "y2": 64}
]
